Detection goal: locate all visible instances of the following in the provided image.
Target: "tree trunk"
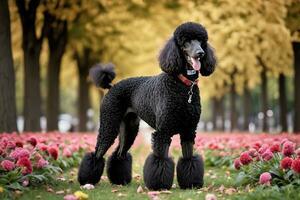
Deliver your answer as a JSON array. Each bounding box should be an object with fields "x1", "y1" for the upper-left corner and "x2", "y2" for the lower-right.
[
  {"x1": 0, "y1": 0, "x2": 17, "y2": 132},
  {"x1": 230, "y1": 82, "x2": 237, "y2": 132},
  {"x1": 78, "y1": 73, "x2": 90, "y2": 131},
  {"x1": 23, "y1": 49, "x2": 42, "y2": 131},
  {"x1": 46, "y1": 18, "x2": 67, "y2": 131},
  {"x1": 279, "y1": 73, "x2": 288, "y2": 132},
  {"x1": 260, "y1": 66, "x2": 268, "y2": 132},
  {"x1": 294, "y1": 42, "x2": 300, "y2": 133},
  {"x1": 212, "y1": 97, "x2": 217, "y2": 130},
  {"x1": 16, "y1": 0, "x2": 46, "y2": 131},
  {"x1": 219, "y1": 96, "x2": 225, "y2": 131},
  {"x1": 75, "y1": 48, "x2": 95, "y2": 132},
  {"x1": 243, "y1": 85, "x2": 251, "y2": 131}
]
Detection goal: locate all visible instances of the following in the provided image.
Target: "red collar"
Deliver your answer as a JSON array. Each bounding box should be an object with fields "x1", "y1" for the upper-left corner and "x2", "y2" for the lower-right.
[{"x1": 177, "y1": 74, "x2": 198, "y2": 86}]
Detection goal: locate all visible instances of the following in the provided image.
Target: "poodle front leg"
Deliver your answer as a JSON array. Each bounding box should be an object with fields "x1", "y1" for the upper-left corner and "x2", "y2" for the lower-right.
[
  {"x1": 143, "y1": 132, "x2": 175, "y2": 190},
  {"x1": 177, "y1": 137, "x2": 204, "y2": 189}
]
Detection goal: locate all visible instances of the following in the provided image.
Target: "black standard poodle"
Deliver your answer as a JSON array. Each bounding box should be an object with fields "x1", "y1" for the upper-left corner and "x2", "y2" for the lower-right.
[{"x1": 78, "y1": 22, "x2": 216, "y2": 190}]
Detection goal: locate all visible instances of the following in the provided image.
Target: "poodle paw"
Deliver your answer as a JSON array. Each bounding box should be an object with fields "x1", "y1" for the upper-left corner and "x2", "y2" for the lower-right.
[
  {"x1": 143, "y1": 153, "x2": 175, "y2": 190},
  {"x1": 78, "y1": 152, "x2": 105, "y2": 185},
  {"x1": 177, "y1": 155, "x2": 204, "y2": 189},
  {"x1": 107, "y1": 152, "x2": 132, "y2": 185}
]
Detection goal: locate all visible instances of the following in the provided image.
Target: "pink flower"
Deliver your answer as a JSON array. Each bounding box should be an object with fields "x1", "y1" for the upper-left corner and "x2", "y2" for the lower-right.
[
  {"x1": 280, "y1": 157, "x2": 293, "y2": 169},
  {"x1": 36, "y1": 158, "x2": 48, "y2": 169},
  {"x1": 16, "y1": 157, "x2": 32, "y2": 174},
  {"x1": 234, "y1": 158, "x2": 241, "y2": 170},
  {"x1": 1, "y1": 160, "x2": 15, "y2": 171},
  {"x1": 9, "y1": 148, "x2": 30, "y2": 160},
  {"x1": 248, "y1": 148, "x2": 258, "y2": 157},
  {"x1": 282, "y1": 141, "x2": 295, "y2": 157},
  {"x1": 0, "y1": 148, "x2": 4, "y2": 156},
  {"x1": 22, "y1": 179, "x2": 29, "y2": 187},
  {"x1": 64, "y1": 195, "x2": 78, "y2": 200},
  {"x1": 205, "y1": 193, "x2": 217, "y2": 200},
  {"x1": 258, "y1": 144, "x2": 269, "y2": 155},
  {"x1": 37, "y1": 143, "x2": 48, "y2": 151},
  {"x1": 291, "y1": 159, "x2": 300, "y2": 173},
  {"x1": 63, "y1": 148, "x2": 72, "y2": 157},
  {"x1": 239, "y1": 152, "x2": 252, "y2": 165},
  {"x1": 47, "y1": 147, "x2": 58, "y2": 160},
  {"x1": 295, "y1": 148, "x2": 300, "y2": 157},
  {"x1": 27, "y1": 137, "x2": 37, "y2": 147},
  {"x1": 270, "y1": 143, "x2": 280, "y2": 153},
  {"x1": 262, "y1": 150, "x2": 273, "y2": 161},
  {"x1": 6, "y1": 141, "x2": 16, "y2": 149},
  {"x1": 259, "y1": 172, "x2": 272, "y2": 185}
]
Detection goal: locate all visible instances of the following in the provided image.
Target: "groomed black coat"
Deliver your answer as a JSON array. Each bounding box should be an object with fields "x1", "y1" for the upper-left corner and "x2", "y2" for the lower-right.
[{"x1": 78, "y1": 22, "x2": 216, "y2": 190}]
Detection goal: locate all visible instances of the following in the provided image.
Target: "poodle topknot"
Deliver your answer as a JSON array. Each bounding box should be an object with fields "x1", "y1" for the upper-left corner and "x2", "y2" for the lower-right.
[{"x1": 78, "y1": 22, "x2": 216, "y2": 190}]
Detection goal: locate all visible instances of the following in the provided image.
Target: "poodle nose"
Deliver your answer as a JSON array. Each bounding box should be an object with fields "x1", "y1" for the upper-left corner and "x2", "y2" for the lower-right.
[{"x1": 196, "y1": 51, "x2": 205, "y2": 58}]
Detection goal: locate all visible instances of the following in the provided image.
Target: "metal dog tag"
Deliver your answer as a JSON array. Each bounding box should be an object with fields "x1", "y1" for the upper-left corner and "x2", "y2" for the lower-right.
[{"x1": 187, "y1": 70, "x2": 196, "y2": 75}]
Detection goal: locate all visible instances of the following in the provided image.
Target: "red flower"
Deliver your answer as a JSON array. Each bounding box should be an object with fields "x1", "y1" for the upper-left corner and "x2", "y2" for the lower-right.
[
  {"x1": 1, "y1": 160, "x2": 15, "y2": 171},
  {"x1": 239, "y1": 152, "x2": 252, "y2": 165},
  {"x1": 27, "y1": 137, "x2": 37, "y2": 147},
  {"x1": 291, "y1": 159, "x2": 300, "y2": 173},
  {"x1": 270, "y1": 143, "x2": 280, "y2": 153},
  {"x1": 280, "y1": 157, "x2": 293, "y2": 170},
  {"x1": 234, "y1": 158, "x2": 241, "y2": 170},
  {"x1": 37, "y1": 143, "x2": 48, "y2": 151},
  {"x1": 282, "y1": 141, "x2": 295, "y2": 157},
  {"x1": 262, "y1": 150, "x2": 274, "y2": 161},
  {"x1": 15, "y1": 141, "x2": 23, "y2": 147},
  {"x1": 252, "y1": 142, "x2": 261, "y2": 150},
  {"x1": 47, "y1": 147, "x2": 58, "y2": 160},
  {"x1": 16, "y1": 157, "x2": 32, "y2": 174},
  {"x1": 259, "y1": 172, "x2": 272, "y2": 185}
]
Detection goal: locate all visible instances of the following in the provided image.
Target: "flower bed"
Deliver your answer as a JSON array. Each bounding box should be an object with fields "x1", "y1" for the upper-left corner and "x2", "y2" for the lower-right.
[
  {"x1": 0, "y1": 132, "x2": 97, "y2": 195},
  {"x1": 233, "y1": 138, "x2": 300, "y2": 187}
]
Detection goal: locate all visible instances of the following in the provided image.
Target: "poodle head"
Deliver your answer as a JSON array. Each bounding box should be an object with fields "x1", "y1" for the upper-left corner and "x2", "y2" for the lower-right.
[{"x1": 159, "y1": 22, "x2": 216, "y2": 78}]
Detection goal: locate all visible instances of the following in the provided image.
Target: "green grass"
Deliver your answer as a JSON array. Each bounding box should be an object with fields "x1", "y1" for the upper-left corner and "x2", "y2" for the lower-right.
[{"x1": 5, "y1": 146, "x2": 300, "y2": 200}]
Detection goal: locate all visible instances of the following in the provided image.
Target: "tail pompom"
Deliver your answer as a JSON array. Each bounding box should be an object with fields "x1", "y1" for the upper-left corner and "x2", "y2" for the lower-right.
[{"x1": 89, "y1": 63, "x2": 116, "y2": 89}]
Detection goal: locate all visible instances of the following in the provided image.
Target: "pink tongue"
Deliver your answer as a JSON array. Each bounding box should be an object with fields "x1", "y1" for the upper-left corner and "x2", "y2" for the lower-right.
[{"x1": 191, "y1": 57, "x2": 201, "y2": 71}]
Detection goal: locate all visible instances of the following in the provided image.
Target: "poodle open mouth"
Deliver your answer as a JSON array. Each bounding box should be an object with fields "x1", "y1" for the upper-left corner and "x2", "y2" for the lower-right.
[{"x1": 187, "y1": 56, "x2": 201, "y2": 71}]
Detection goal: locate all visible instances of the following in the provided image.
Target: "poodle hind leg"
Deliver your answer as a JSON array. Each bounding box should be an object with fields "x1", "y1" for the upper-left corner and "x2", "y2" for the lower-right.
[
  {"x1": 78, "y1": 102, "x2": 126, "y2": 185},
  {"x1": 107, "y1": 111, "x2": 140, "y2": 185},
  {"x1": 177, "y1": 139, "x2": 204, "y2": 189},
  {"x1": 143, "y1": 132, "x2": 175, "y2": 190}
]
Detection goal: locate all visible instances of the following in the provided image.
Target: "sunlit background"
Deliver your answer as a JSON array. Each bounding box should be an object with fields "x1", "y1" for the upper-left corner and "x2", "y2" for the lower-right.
[{"x1": 3, "y1": 0, "x2": 300, "y2": 133}]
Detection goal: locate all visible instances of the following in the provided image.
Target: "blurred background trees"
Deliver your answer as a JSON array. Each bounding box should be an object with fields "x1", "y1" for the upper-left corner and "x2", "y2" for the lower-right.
[{"x1": 0, "y1": 0, "x2": 299, "y2": 133}]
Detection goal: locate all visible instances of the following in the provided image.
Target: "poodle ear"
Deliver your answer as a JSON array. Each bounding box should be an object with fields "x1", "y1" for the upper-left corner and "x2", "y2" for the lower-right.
[
  {"x1": 158, "y1": 37, "x2": 183, "y2": 74},
  {"x1": 200, "y1": 43, "x2": 217, "y2": 76}
]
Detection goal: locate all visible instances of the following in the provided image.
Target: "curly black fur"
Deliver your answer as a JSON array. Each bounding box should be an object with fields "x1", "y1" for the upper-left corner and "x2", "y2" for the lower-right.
[
  {"x1": 143, "y1": 153, "x2": 175, "y2": 190},
  {"x1": 106, "y1": 152, "x2": 132, "y2": 185},
  {"x1": 78, "y1": 152, "x2": 105, "y2": 185},
  {"x1": 176, "y1": 155, "x2": 204, "y2": 189},
  {"x1": 78, "y1": 22, "x2": 216, "y2": 189},
  {"x1": 89, "y1": 63, "x2": 116, "y2": 89}
]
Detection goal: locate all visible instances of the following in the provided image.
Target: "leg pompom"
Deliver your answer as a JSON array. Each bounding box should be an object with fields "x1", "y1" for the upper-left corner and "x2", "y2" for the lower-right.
[
  {"x1": 177, "y1": 155, "x2": 204, "y2": 189},
  {"x1": 143, "y1": 153, "x2": 175, "y2": 190},
  {"x1": 78, "y1": 152, "x2": 105, "y2": 185},
  {"x1": 107, "y1": 152, "x2": 132, "y2": 185}
]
